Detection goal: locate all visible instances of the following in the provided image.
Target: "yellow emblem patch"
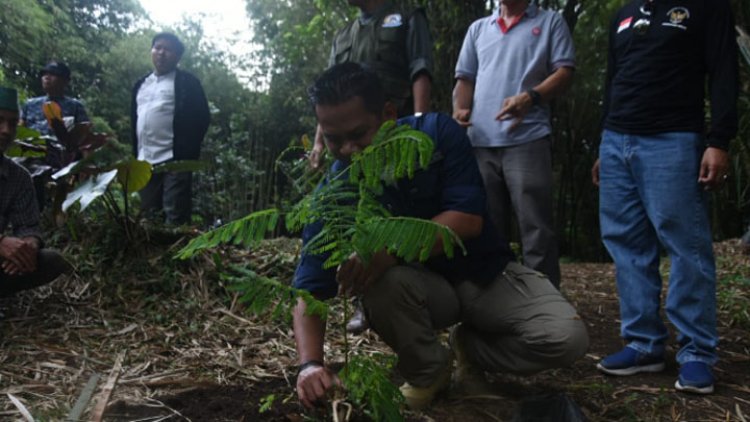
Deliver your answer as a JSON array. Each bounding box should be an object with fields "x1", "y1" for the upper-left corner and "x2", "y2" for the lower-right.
[{"x1": 663, "y1": 7, "x2": 690, "y2": 30}]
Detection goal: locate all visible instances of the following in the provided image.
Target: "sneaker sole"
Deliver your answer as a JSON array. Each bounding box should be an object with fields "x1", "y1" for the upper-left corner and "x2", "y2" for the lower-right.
[
  {"x1": 400, "y1": 371, "x2": 452, "y2": 410},
  {"x1": 675, "y1": 380, "x2": 714, "y2": 394},
  {"x1": 400, "y1": 355, "x2": 454, "y2": 410},
  {"x1": 596, "y1": 361, "x2": 665, "y2": 376}
]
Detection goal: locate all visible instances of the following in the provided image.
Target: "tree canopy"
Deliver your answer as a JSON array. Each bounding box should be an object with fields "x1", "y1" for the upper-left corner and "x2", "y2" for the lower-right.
[{"x1": 1, "y1": 0, "x2": 748, "y2": 259}]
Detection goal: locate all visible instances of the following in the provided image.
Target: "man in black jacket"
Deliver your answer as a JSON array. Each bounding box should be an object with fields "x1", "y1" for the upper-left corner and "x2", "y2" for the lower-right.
[
  {"x1": 131, "y1": 32, "x2": 210, "y2": 225},
  {"x1": 592, "y1": 0, "x2": 738, "y2": 395}
]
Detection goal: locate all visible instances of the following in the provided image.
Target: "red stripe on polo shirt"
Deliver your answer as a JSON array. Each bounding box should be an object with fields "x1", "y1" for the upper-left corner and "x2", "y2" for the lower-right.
[{"x1": 497, "y1": 14, "x2": 524, "y2": 34}]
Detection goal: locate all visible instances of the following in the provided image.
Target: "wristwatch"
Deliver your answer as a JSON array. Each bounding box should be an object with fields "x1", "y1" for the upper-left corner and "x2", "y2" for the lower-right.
[
  {"x1": 297, "y1": 360, "x2": 324, "y2": 376},
  {"x1": 526, "y1": 89, "x2": 542, "y2": 106}
]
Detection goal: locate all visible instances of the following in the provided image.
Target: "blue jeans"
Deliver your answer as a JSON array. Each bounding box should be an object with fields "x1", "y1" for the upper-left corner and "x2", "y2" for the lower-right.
[{"x1": 599, "y1": 130, "x2": 717, "y2": 365}]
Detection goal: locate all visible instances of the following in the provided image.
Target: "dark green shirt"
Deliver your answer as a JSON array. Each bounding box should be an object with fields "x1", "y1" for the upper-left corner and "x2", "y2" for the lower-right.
[{"x1": 329, "y1": 2, "x2": 433, "y2": 113}]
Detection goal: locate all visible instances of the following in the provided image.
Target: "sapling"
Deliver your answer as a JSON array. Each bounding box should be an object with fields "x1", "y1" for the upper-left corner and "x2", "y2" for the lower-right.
[{"x1": 177, "y1": 121, "x2": 465, "y2": 420}]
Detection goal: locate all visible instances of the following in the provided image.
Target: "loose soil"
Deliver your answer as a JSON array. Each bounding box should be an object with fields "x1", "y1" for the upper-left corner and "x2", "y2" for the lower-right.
[{"x1": 0, "y1": 239, "x2": 748, "y2": 421}]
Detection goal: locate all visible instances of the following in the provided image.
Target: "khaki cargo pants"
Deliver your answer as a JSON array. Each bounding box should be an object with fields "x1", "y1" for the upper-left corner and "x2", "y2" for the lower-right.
[{"x1": 362, "y1": 261, "x2": 589, "y2": 387}]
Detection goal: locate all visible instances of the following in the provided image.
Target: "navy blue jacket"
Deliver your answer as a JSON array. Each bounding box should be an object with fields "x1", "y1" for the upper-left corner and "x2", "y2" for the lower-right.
[{"x1": 293, "y1": 113, "x2": 514, "y2": 299}]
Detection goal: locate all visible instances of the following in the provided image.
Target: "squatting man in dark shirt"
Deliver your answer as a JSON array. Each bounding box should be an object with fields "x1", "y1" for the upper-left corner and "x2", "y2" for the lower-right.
[
  {"x1": 292, "y1": 63, "x2": 589, "y2": 410},
  {"x1": 0, "y1": 87, "x2": 70, "y2": 298}
]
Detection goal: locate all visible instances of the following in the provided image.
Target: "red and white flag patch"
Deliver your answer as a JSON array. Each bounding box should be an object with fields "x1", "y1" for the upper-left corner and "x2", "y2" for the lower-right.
[{"x1": 618, "y1": 17, "x2": 633, "y2": 33}]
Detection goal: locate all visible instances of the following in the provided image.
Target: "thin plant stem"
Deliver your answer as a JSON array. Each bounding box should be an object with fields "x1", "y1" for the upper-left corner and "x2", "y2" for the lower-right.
[
  {"x1": 120, "y1": 176, "x2": 134, "y2": 242},
  {"x1": 342, "y1": 296, "x2": 350, "y2": 369}
]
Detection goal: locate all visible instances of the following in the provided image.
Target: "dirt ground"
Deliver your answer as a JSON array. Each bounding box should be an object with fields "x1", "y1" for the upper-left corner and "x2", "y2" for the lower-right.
[{"x1": 0, "y1": 239, "x2": 748, "y2": 421}]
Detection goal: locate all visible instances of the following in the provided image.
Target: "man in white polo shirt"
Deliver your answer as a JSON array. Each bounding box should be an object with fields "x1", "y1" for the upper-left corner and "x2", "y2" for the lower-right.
[
  {"x1": 131, "y1": 32, "x2": 210, "y2": 225},
  {"x1": 453, "y1": 0, "x2": 575, "y2": 288}
]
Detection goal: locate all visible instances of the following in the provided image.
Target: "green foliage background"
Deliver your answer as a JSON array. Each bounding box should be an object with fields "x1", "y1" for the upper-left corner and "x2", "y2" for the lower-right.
[{"x1": 1, "y1": 0, "x2": 748, "y2": 260}]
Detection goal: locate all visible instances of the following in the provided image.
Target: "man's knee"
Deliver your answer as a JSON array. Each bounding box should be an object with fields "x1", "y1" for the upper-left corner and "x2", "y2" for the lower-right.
[
  {"x1": 549, "y1": 318, "x2": 589, "y2": 366},
  {"x1": 0, "y1": 250, "x2": 70, "y2": 296},
  {"x1": 37, "y1": 249, "x2": 72, "y2": 283},
  {"x1": 362, "y1": 266, "x2": 424, "y2": 314},
  {"x1": 521, "y1": 317, "x2": 589, "y2": 369}
]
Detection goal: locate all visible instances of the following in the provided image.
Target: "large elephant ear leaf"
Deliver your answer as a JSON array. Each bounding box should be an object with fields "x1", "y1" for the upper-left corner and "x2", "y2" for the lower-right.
[
  {"x1": 62, "y1": 169, "x2": 118, "y2": 211},
  {"x1": 6, "y1": 127, "x2": 46, "y2": 158},
  {"x1": 117, "y1": 159, "x2": 152, "y2": 193},
  {"x1": 14, "y1": 126, "x2": 44, "y2": 142}
]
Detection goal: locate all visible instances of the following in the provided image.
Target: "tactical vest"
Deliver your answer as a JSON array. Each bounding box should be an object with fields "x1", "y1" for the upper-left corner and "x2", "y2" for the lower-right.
[{"x1": 331, "y1": 4, "x2": 414, "y2": 110}]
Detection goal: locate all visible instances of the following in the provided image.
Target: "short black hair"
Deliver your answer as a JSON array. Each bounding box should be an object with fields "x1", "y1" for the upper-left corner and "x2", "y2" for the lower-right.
[
  {"x1": 151, "y1": 32, "x2": 185, "y2": 57},
  {"x1": 308, "y1": 62, "x2": 385, "y2": 115}
]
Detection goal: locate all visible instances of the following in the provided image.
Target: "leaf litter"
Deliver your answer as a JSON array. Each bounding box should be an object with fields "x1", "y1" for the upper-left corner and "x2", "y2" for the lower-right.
[{"x1": 0, "y1": 237, "x2": 747, "y2": 421}]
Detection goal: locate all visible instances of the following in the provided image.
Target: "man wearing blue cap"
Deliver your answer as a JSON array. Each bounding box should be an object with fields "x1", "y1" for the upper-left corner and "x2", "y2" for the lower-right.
[{"x1": 0, "y1": 87, "x2": 71, "y2": 297}]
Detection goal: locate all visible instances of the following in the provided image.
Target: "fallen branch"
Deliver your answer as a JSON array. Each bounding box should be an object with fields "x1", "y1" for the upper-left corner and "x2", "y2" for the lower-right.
[
  {"x1": 726, "y1": 383, "x2": 750, "y2": 394},
  {"x1": 7, "y1": 393, "x2": 35, "y2": 422},
  {"x1": 142, "y1": 397, "x2": 193, "y2": 422},
  {"x1": 90, "y1": 353, "x2": 124, "y2": 422},
  {"x1": 737, "y1": 403, "x2": 748, "y2": 422},
  {"x1": 611, "y1": 385, "x2": 665, "y2": 397},
  {"x1": 214, "y1": 307, "x2": 264, "y2": 329},
  {"x1": 67, "y1": 373, "x2": 101, "y2": 422},
  {"x1": 0, "y1": 384, "x2": 56, "y2": 395},
  {"x1": 120, "y1": 369, "x2": 189, "y2": 385}
]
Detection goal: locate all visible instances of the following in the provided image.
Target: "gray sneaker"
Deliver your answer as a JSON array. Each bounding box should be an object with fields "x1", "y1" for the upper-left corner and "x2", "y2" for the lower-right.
[{"x1": 345, "y1": 302, "x2": 369, "y2": 334}]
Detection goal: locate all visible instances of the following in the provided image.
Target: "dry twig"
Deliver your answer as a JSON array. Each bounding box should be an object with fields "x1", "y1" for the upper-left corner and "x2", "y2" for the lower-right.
[{"x1": 90, "y1": 353, "x2": 124, "y2": 422}]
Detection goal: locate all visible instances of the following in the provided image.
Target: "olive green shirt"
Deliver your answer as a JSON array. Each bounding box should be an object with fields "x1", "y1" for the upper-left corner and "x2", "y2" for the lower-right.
[{"x1": 329, "y1": 2, "x2": 433, "y2": 114}]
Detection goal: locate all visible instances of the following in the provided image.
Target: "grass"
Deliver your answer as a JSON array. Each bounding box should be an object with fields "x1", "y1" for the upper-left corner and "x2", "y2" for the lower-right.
[{"x1": 717, "y1": 274, "x2": 750, "y2": 329}]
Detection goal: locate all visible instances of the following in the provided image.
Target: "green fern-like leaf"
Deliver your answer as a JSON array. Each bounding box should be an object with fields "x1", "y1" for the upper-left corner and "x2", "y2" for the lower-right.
[
  {"x1": 340, "y1": 354, "x2": 404, "y2": 422},
  {"x1": 286, "y1": 178, "x2": 358, "y2": 231},
  {"x1": 225, "y1": 265, "x2": 329, "y2": 322},
  {"x1": 275, "y1": 143, "x2": 328, "y2": 198},
  {"x1": 175, "y1": 209, "x2": 280, "y2": 259},
  {"x1": 356, "y1": 185, "x2": 391, "y2": 224},
  {"x1": 285, "y1": 194, "x2": 313, "y2": 233},
  {"x1": 291, "y1": 177, "x2": 361, "y2": 269},
  {"x1": 349, "y1": 122, "x2": 434, "y2": 191},
  {"x1": 353, "y1": 217, "x2": 465, "y2": 264}
]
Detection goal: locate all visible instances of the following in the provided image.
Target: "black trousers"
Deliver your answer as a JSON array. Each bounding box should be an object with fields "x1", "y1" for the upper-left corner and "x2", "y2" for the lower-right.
[
  {"x1": 139, "y1": 171, "x2": 193, "y2": 225},
  {"x1": 0, "y1": 249, "x2": 70, "y2": 297}
]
